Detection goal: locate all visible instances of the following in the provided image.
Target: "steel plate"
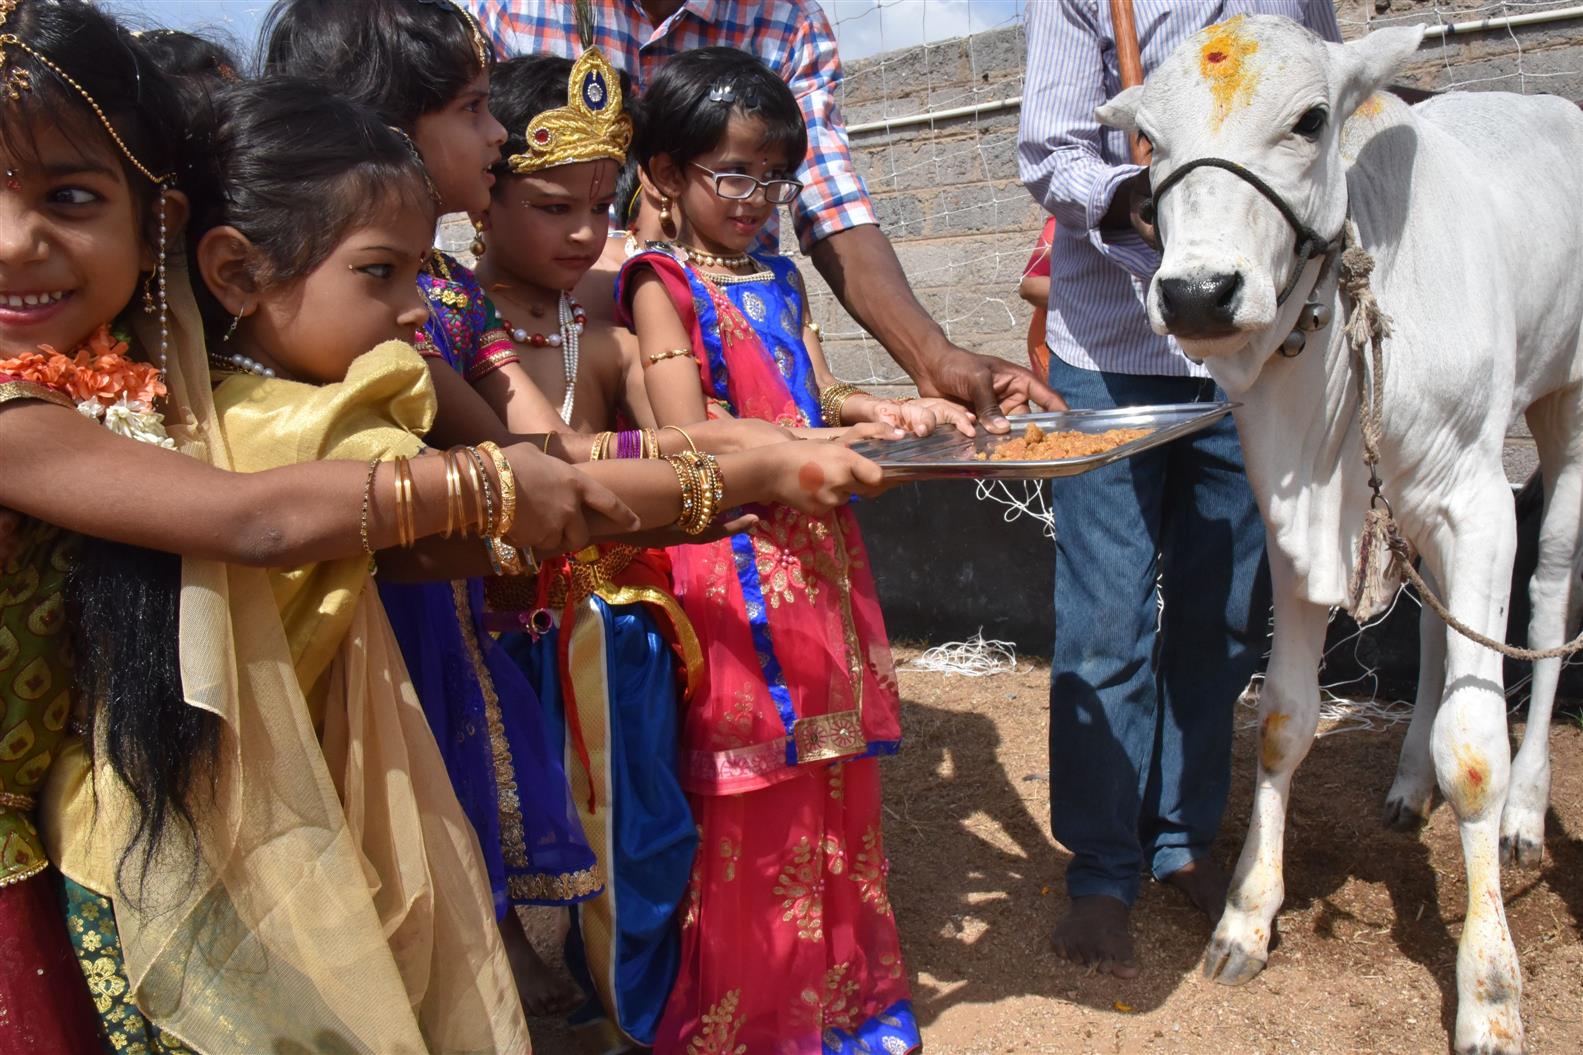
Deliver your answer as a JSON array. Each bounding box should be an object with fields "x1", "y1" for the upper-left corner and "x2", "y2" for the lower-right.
[{"x1": 849, "y1": 403, "x2": 1239, "y2": 480}]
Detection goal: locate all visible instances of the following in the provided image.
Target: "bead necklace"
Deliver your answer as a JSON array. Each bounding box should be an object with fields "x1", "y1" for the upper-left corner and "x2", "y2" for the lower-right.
[
  {"x1": 500, "y1": 291, "x2": 584, "y2": 423},
  {"x1": 208, "y1": 347, "x2": 277, "y2": 378},
  {"x1": 681, "y1": 244, "x2": 751, "y2": 269}
]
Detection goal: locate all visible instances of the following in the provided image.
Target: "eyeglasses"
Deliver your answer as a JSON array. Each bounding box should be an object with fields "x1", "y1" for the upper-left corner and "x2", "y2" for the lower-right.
[{"x1": 690, "y1": 164, "x2": 803, "y2": 206}]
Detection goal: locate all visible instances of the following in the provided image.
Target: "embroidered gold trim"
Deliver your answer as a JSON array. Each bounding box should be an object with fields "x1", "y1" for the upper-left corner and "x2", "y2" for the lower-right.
[
  {"x1": 0, "y1": 380, "x2": 72, "y2": 409},
  {"x1": 450, "y1": 581, "x2": 529, "y2": 870},
  {"x1": 0, "y1": 856, "x2": 46, "y2": 889},
  {"x1": 508, "y1": 864, "x2": 603, "y2": 903},
  {"x1": 0, "y1": 789, "x2": 37, "y2": 811}
]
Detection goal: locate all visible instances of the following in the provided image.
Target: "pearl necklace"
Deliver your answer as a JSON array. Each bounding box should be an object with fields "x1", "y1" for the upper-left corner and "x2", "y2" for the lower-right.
[
  {"x1": 681, "y1": 245, "x2": 751, "y2": 269},
  {"x1": 501, "y1": 291, "x2": 583, "y2": 423},
  {"x1": 211, "y1": 349, "x2": 277, "y2": 378}
]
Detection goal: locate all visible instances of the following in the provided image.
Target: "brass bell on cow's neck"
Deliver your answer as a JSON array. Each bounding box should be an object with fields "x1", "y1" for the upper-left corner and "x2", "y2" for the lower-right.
[{"x1": 1278, "y1": 297, "x2": 1332, "y2": 358}]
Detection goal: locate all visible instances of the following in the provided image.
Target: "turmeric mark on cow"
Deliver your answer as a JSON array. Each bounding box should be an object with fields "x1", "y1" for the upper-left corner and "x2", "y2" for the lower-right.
[
  {"x1": 1198, "y1": 16, "x2": 1261, "y2": 133},
  {"x1": 1450, "y1": 745, "x2": 1493, "y2": 815},
  {"x1": 1259, "y1": 711, "x2": 1291, "y2": 771}
]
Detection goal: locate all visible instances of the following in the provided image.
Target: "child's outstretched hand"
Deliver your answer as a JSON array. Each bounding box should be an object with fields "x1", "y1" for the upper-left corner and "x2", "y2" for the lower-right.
[
  {"x1": 761, "y1": 440, "x2": 885, "y2": 516},
  {"x1": 502, "y1": 444, "x2": 641, "y2": 554}
]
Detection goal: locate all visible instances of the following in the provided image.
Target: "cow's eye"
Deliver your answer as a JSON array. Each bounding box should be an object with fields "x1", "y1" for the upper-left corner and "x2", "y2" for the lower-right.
[{"x1": 1293, "y1": 106, "x2": 1328, "y2": 140}]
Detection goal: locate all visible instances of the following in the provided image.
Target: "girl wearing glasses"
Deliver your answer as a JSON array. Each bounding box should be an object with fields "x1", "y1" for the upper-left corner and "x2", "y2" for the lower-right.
[{"x1": 617, "y1": 47, "x2": 932, "y2": 1055}]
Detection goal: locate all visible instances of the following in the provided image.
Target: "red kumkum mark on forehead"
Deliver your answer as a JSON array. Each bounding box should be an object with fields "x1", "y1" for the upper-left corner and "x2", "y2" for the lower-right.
[{"x1": 1198, "y1": 15, "x2": 1260, "y2": 133}]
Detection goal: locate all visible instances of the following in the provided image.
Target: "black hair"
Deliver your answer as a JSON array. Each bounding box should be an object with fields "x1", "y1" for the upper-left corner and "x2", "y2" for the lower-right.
[
  {"x1": 487, "y1": 52, "x2": 640, "y2": 182},
  {"x1": 185, "y1": 77, "x2": 436, "y2": 342},
  {"x1": 613, "y1": 156, "x2": 643, "y2": 229},
  {"x1": 0, "y1": 0, "x2": 189, "y2": 210},
  {"x1": 632, "y1": 47, "x2": 807, "y2": 178},
  {"x1": 0, "y1": 0, "x2": 214, "y2": 899},
  {"x1": 261, "y1": 0, "x2": 493, "y2": 129},
  {"x1": 134, "y1": 27, "x2": 243, "y2": 114}
]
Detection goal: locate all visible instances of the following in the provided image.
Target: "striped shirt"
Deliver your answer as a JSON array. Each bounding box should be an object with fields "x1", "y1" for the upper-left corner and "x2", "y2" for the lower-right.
[
  {"x1": 1018, "y1": 1, "x2": 1342, "y2": 378},
  {"x1": 466, "y1": 0, "x2": 876, "y2": 253}
]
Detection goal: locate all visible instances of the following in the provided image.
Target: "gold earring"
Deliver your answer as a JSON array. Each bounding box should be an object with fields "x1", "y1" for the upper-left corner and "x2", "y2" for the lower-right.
[
  {"x1": 224, "y1": 308, "x2": 243, "y2": 342},
  {"x1": 659, "y1": 197, "x2": 672, "y2": 226},
  {"x1": 470, "y1": 218, "x2": 486, "y2": 258}
]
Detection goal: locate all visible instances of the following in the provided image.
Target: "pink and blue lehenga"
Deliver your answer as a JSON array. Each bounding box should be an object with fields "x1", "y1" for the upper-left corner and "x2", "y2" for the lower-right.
[{"x1": 616, "y1": 245, "x2": 920, "y2": 1055}]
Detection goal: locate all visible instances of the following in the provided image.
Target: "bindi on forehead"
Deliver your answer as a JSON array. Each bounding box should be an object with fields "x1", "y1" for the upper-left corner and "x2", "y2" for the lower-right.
[{"x1": 1197, "y1": 15, "x2": 1261, "y2": 133}]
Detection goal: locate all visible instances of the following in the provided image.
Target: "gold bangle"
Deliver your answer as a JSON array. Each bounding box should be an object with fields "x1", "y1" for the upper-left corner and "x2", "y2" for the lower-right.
[
  {"x1": 442, "y1": 452, "x2": 462, "y2": 539},
  {"x1": 661, "y1": 424, "x2": 699, "y2": 455},
  {"x1": 804, "y1": 319, "x2": 822, "y2": 337},
  {"x1": 489, "y1": 537, "x2": 528, "y2": 576},
  {"x1": 477, "y1": 441, "x2": 516, "y2": 539},
  {"x1": 666, "y1": 450, "x2": 722, "y2": 535},
  {"x1": 541, "y1": 432, "x2": 554, "y2": 455},
  {"x1": 589, "y1": 430, "x2": 614, "y2": 462},
  {"x1": 453, "y1": 446, "x2": 487, "y2": 535},
  {"x1": 392, "y1": 456, "x2": 415, "y2": 549},
  {"x1": 645, "y1": 347, "x2": 694, "y2": 366},
  {"x1": 359, "y1": 457, "x2": 381, "y2": 570},
  {"x1": 818, "y1": 381, "x2": 866, "y2": 427}
]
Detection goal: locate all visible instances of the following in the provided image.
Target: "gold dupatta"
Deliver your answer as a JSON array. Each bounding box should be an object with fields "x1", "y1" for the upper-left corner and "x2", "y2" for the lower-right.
[{"x1": 43, "y1": 274, "x2": 527, "y2": 1054}]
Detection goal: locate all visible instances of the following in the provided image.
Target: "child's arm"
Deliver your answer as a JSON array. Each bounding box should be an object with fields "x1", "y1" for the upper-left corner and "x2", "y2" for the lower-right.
[
  {"x1": 631, "y1": 272, "x2": 710, "y2": 426},
  {"x1": 800, "y1": 307, "x2": 975, "y2": 437},
  {"x1": 424, "y1": 360, "x2": 515, "y2": 447},
  {"x1": 472, "y1": 361, "x2": 573, "y2": 436},
  {"x1": 612, "y1": 324, "x2": 658, "y2": 429},
  {"x1": 0, "y1": 399, "x2": 637, "y2": 566}
]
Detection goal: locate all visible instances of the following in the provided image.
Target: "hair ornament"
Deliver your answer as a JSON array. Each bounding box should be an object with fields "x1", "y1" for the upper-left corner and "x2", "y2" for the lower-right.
[
  {"x1": 0, "y1": 0, "x2": 173, "y2": 184},
  {"x1": 508, "y1": 45, "x2": 632, "y2": 176},
  {"x1": 707, "y1": 81, "x2": 734, "y2": 103},
  {"x1": 413, "y1": 0, "x2": 490, "y2": 68}
]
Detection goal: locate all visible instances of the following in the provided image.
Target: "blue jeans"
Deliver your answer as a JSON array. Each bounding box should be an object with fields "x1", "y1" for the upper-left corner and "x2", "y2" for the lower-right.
[{"x1": 1048, "y1": 356, "x2": 1271, "y2": 906}]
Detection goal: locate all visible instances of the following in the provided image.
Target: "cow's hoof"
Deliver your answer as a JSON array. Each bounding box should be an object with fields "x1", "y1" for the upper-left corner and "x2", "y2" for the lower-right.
[
  {"x1": 1498, "y1": 831, "x2": 1542, "y2": 870},
  {"x1": 1202, "y1": 937, "x2": 1266, "y2": 987},
  {"x1": 1382, "y1": 792, "x2": 1431, "y2": 832},
  {"x1": 1499, "y1": 797, "x2": 1546, "y2": 869}
]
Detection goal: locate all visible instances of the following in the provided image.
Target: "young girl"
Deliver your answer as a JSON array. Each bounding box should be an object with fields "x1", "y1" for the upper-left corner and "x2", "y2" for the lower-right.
[
  {"x1": 470, "y1": 51, "x2": 700, "y2": 1049},
  {"x1": 0, "y1": 3, "x2": 621, "y2": 1051},
  {"x1": 621, "y1": 48, "x2": 938, "y2": 1054}
]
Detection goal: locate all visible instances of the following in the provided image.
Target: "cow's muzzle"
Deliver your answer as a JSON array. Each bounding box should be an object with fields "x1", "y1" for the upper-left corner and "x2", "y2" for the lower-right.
[{"x1": 1158, "y1": 272, "x2": 1243, "y2": 337}]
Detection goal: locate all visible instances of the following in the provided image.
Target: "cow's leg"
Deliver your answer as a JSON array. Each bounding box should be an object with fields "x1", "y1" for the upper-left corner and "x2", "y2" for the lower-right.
[
  {"x1": 1203, "y1": 571, "x2": 1327, "y2": 986},
  {"x1": 1384, "y1": 582, "x2": 1446, "y2": 830},
  {"x1": 1501, "y1": 395, "x2": 1583, "y2": 868},
  {"x1": 1425, "y1": 505, "x2": 1523, "y2": 1055}
]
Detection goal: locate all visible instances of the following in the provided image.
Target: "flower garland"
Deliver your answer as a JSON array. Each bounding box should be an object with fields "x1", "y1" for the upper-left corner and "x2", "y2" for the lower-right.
[{"x1": 0, "y1": 325, "x2": 175, "y2": 448}]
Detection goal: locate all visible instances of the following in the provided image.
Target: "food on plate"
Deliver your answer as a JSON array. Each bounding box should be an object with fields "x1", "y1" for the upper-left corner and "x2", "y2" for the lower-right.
[{"x1": 979, "y1": 422, "x2": 1152, "y2": 461}]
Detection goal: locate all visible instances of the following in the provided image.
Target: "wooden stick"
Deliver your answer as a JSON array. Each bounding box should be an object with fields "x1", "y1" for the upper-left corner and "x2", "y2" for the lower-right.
[{"x1": 1108, "y1": 0, "x2": 1152, "y2": 165}]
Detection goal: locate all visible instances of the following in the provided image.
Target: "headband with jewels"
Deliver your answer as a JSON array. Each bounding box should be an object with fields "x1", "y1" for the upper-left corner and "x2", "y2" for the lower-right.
[
  {"x1": 508, "y1": 47, "x2": 632, "y2": 176},
  {"x1": 0, "y1": 0, "x2": 172, "y2": 184}
]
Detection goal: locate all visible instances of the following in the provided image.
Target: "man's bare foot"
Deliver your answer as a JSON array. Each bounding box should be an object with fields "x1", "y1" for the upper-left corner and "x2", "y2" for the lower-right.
[
  {"x1": 1051, "y1": 894, "x2": 1138, "y2": 978},
  {"x1": 1164, "y1": 857, "x2": 1230, "y2": 923},
  {"x1": 500, "y1": 912, "x2": 581, "y2": 1017}
]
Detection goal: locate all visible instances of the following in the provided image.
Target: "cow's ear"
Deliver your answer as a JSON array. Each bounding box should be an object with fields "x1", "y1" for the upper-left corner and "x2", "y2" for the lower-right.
[
  {"x1": 1330, "y1": 26, "x2": 1425, "y2": 122},
  {"x1": 1096, "y1": 85, "x2": 1143, "y2": 132}
]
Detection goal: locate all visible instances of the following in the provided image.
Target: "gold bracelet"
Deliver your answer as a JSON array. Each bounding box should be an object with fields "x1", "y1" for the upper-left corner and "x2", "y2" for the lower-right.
[
  {"x1": 392, "y1": 456, "x2": 416, "y2": 549},
  {"x1": 818, "y1": 381, "x2": 866, "y2": 427},
  {"x1": 442, "y1": 452, "x2": 462, "y2": 539},
  {"x1": 667, "y1": 450, "x2": 722, "y2": 535},
  {"x1": 589, "y1": 430, "x2": 614, "y2": 462},
  {"x1": 660, "y1": 424, "x2": 699, "y2": 455},
  {"x1": 477, "y1": 441, "x2": 516, "y2": 539},
  {"x1": 453, "y1": 446, "x2": 487, "y2": 535},
  {"x1": 541, "y1": 432, "x2": 554, "y2": 455},
  {"x1": 489, "y1": 537, "x2": 529, "y2": 576},
  {"x1": 804, "y1": 319, "x2": 822, "y2": 337},
  {"x1": 646, "y1": 347, "x2": 694, "y2": 366},
  {"x1": 359, "y1": 457, "x2": 381, "y2": 562}
]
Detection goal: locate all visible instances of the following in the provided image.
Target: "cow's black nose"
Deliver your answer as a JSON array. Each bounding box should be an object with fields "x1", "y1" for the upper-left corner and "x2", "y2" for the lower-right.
[{"x1": 1158, "y1": 272, "x2": 1243, "y2": 336}]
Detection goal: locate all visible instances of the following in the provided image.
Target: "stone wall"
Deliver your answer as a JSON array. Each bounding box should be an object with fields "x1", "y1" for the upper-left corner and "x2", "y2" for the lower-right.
[{"x1": 793, "y1": 1, "x2": 1583, "y2": 483}]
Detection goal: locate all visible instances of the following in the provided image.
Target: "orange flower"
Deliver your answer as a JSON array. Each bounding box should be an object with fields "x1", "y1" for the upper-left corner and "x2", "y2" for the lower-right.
[{"x1": 0, "y1": 326, "x2": 162, "y2": 406}]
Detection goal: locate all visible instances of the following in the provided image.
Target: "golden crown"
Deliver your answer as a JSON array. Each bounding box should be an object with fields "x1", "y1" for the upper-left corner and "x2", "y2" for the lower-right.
[{"x1": 508, "y1": 46, "x2": 632, "y2": 176}]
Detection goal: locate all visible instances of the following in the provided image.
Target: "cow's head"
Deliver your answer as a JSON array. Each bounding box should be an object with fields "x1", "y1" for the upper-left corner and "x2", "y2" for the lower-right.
[{"x1": 1098, "y1": 16, "x2": 1422, "y2": 366}]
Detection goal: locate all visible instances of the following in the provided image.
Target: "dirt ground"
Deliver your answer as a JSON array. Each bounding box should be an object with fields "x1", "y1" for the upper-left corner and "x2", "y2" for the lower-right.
[{"x1": 528, "y1": 648, "x2": 1583, "y2": 1054}]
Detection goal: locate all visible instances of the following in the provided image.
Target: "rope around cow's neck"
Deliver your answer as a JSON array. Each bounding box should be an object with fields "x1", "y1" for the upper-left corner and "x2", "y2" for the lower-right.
[{"x1": 1342, "y1": 220, "x2": 1583, "y2": 661}]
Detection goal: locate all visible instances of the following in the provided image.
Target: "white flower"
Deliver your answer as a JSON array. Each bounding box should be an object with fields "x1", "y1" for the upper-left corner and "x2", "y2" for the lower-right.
[
  {"x1": 76, "y1": 400, "x2": 105, "y2": 421},
  {"x1": 100, "y1": 396, "x2": 176, "y2": 449}
]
